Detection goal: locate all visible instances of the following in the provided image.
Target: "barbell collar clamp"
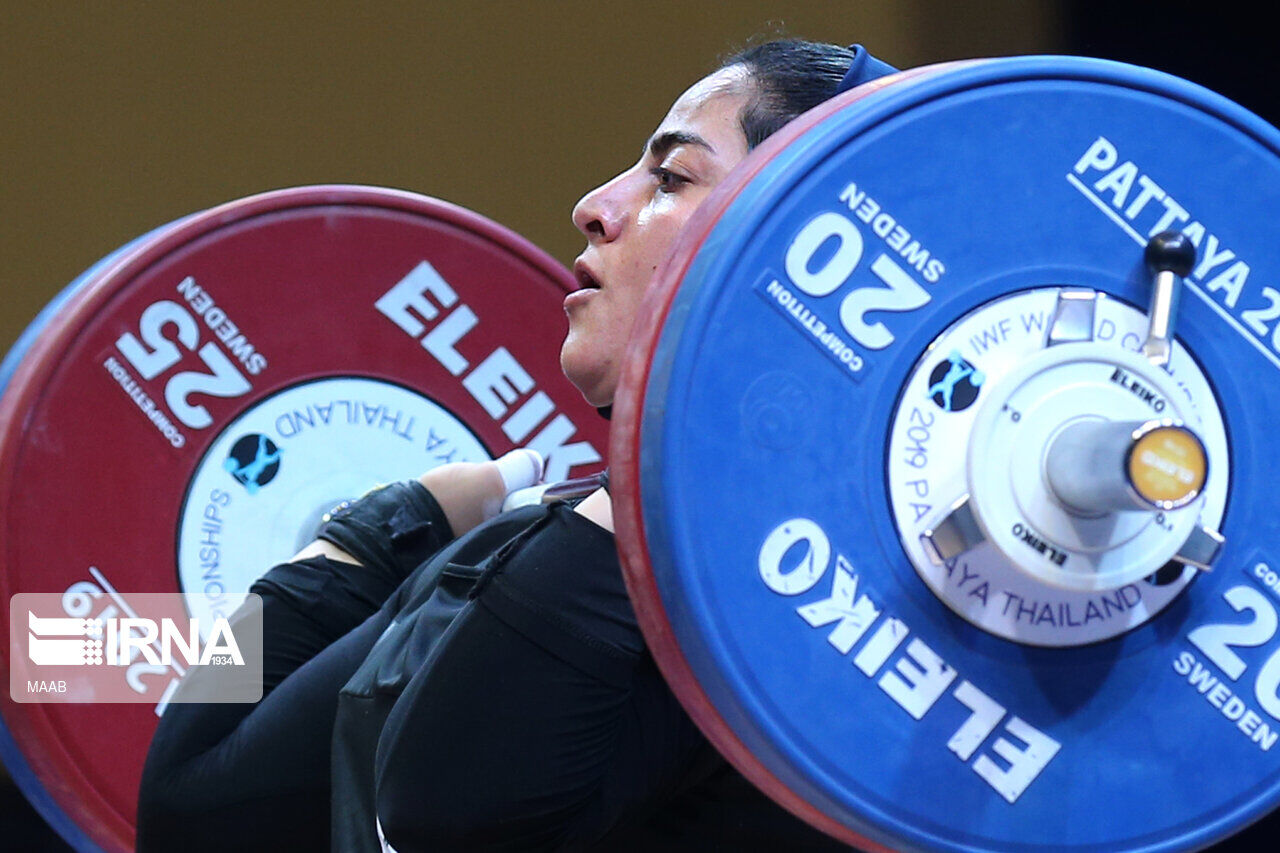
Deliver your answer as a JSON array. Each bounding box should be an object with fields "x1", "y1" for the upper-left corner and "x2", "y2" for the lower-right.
[
  {"x1": 920, "y1": 493, "x2": 985, "y2": 565},
  {"x1": 1142, "y1": 231, "x2": 1196, "y2": 368},
  {"x1": 1173, "y1": 523, "x2": 1225, "y2": 571},
  {"x1": 1045, "y1": 289, "x2": 1099, "y2": 347},
  {"x1": 1045, "y1": 417, "x2": 1208, "y2": 514}
]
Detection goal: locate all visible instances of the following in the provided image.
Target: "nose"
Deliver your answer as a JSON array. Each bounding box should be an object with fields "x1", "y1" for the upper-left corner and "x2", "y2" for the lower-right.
[{"x1": 572, "y1": 171, "x2": 627, "y2": 243}]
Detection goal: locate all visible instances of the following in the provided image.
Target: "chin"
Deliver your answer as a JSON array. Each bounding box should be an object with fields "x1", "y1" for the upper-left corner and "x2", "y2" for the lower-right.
[
  {"x1": 561, "y1": 343, "x2": 597, "y2": 404},
  {"x1": 560, "y1": 350, "x2": 615, "y2": 409},
  {"x1": 562, "y1": 319, "x2": 627, "y2": 406},
  {"x1": 573, "y1": 376, "x2": 614, "y2": 409}
]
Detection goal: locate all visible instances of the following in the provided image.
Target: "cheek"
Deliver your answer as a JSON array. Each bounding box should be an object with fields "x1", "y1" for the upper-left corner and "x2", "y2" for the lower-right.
[
  {"x1": 612, "y1": 283, "x2": 649, "y2": 336},
  {"x1": 632, "y1": 206, "x2": 697, "y2": 282},
  {"x1": 636, "y1": 193, "x2": 680, "y2": 229}
]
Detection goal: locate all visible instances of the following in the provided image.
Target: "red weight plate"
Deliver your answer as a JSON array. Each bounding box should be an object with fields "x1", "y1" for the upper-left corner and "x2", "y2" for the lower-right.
[{"x1": 0, "y1": 186, "x2": 606, "y2": 851}]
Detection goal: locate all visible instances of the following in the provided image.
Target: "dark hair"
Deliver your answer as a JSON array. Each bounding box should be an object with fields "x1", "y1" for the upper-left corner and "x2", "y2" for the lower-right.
[{"x1": 720, "y1": 40, "x2": 855, "y2": 149}]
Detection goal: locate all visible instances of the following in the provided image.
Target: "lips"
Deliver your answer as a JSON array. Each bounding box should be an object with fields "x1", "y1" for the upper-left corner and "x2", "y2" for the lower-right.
[
  {"x1": 566, "y1": 260, "x2": 602, "y2": 311},
  {"x1": 573, "y1": 259, "x2": 602, "y2": 291},
  {"x1": 564, "y1": 287, "x2": 596, "y2": 310}
]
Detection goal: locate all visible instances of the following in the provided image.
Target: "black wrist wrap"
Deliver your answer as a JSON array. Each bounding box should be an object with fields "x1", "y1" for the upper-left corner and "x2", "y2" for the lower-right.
[{"x1": 316, "y1": 480, "x2": 455, "y2": 582}]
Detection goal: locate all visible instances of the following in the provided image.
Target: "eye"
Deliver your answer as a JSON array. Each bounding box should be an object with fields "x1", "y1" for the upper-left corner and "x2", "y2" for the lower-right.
[{"x1": 649, "y1": 166, "x2": 689, "y2": 193}]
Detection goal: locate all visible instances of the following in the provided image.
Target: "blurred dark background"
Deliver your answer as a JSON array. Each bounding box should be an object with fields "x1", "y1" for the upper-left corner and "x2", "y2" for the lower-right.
[
  {"x1": 2, "y1": 1, "x2": 1275, "y2": 848},
  {"x1": 1065, "y1": 0, "x2": 1280, "y2": 126}
]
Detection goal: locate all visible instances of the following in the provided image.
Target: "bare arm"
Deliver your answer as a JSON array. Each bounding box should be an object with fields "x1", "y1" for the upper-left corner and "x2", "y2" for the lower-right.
[{"x1": 292, "y1": 449, "x2": 545, "y2": 565}]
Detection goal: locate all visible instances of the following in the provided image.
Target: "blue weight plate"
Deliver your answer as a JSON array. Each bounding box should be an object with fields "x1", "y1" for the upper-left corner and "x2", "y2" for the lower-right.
[{"x1": 614, "y1": 57, "x2": 1280, "y2": 851}]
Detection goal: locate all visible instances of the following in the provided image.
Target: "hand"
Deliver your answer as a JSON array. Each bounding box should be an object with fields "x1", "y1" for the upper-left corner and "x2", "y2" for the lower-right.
[
  {"x1": 290, "y1": 450, "x2": 545, "y2": 565},
  {"x1": 418, "y1": 448, "x2": 544, "y2": 537}
]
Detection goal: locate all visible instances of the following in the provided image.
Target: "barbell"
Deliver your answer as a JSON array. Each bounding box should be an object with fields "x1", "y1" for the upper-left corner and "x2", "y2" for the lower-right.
[{"x1": 3, "y1": 55, "x2": 1279, "y2": 851}]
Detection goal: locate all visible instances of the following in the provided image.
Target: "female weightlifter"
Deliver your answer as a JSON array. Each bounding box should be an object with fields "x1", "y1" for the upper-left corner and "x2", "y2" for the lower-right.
[{"x1": 137, "y1": 38, "x2": 897, "y2": 852}]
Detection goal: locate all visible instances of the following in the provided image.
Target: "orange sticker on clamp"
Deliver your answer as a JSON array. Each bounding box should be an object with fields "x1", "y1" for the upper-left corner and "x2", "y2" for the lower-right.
[{"x1": 1128, "y1": 425, "x2": 1207, "y2": 508}]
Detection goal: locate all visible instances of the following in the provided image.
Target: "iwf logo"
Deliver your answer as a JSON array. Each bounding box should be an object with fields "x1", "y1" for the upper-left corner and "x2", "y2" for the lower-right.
[
  {"x1": 927, "y1": 350, "x2": 986, "y2": 412},
  {"x1": 10, "y1": 591, "x2": 263, "y2": 704},
  {"x1": 224, "y1": 432, "x2": 282, "y2": 494},
  {"x1": 26, "y1": 612, "x2": 244, "y2": 667}
]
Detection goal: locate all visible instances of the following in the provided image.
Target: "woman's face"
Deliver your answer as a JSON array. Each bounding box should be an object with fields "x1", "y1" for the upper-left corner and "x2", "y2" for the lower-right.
[{"x1": 561, "y1": 65, "x2": 753, "y2": 407}]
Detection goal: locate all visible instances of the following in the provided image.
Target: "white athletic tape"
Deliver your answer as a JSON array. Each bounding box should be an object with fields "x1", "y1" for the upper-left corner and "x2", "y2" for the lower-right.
[
  {"x1": 495, "y1": 448, "x2": 545, "y2": 494},
  {"x1": 483, "y1": 448, "x2": 546, "y2": 520}
]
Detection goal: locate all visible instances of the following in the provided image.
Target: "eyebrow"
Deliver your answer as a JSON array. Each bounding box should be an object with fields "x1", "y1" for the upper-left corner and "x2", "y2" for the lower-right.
[{"x1": 644, "y1": 130, "x2": 715, "y2": 160}]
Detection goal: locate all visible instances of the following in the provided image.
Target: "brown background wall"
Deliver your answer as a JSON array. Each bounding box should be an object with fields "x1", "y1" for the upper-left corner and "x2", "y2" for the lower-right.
[{"x1": 1, "y1": 1, "x2": 1061, "y2": 355}]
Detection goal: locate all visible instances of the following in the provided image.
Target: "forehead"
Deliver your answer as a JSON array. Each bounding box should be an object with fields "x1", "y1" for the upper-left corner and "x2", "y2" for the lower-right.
[{"x1": 651, "y1": 65, "x2": 752, "y2": 153}]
